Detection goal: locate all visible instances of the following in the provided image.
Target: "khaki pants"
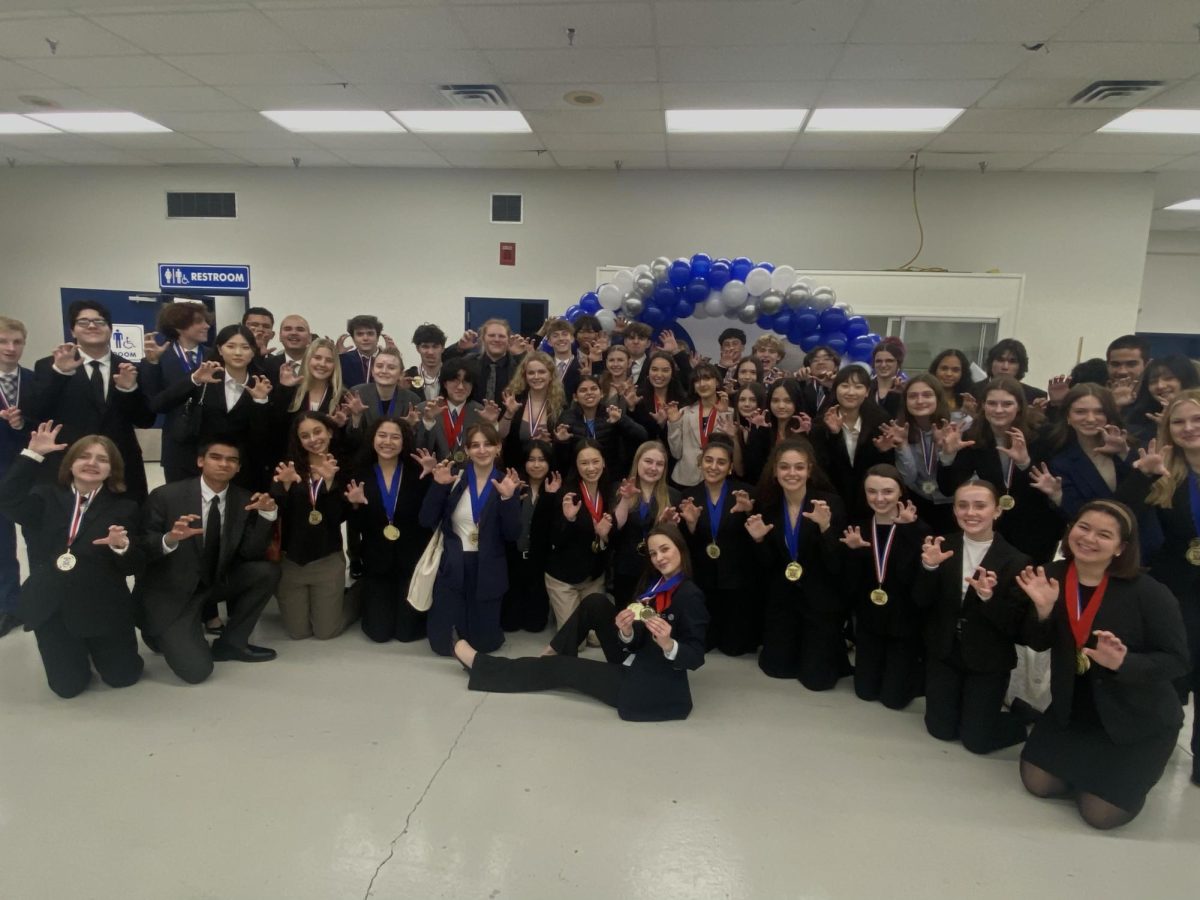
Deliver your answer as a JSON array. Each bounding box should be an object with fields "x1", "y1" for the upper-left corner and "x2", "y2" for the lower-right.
[
  {"x1": 544, "y1": 573, "x2": 606, "y2": 632},
  {"x1": 277, "y1": 551, "x2": 354, "y2": 640}
]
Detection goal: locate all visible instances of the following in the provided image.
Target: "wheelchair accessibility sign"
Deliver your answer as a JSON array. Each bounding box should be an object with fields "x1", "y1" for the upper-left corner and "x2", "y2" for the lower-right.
[{"x1": 111, "y1": 324, "x2": 144, "y2": 362}]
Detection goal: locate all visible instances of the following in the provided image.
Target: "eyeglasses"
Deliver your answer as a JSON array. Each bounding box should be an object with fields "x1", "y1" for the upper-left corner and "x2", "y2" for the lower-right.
[{"x1": 74, "y1": 317, "x2": 109, "y2": 328}]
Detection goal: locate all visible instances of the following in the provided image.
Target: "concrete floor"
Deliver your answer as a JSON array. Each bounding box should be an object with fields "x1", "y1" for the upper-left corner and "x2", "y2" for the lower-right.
[{"x1": 0, "y1": 611, "x2": 1196, "y2": 900}]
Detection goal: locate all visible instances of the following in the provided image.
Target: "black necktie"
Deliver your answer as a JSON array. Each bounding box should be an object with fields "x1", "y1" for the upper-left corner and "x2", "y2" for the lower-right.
[
  {"x1": 89, "y1": 360, "x2": 104, "y2": 404},
  {"x1": 485, "y1": 360, "x2": 497, "y2": 402},
  {"x1": 202, "y1": 496, "x2": 221, "y2": 585}
]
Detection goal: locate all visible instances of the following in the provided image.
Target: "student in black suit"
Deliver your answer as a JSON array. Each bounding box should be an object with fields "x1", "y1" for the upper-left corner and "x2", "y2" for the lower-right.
[
  {"x1": 337, "y1": 314, "x2": 385, "y2": 390},
  {"x1": 25, "y1": 300, "x2": 156, "y2": 501},
  {"x1": 416, "y1": 360, "x2": 495, "y2": 462},
  {"x1": 929, "y1": 348, "x2": 978, "y2": 421},
  {"x1": 0, "y1": 424, "x2": 143, "y2": 697},
  {"x1": 274, "y1": 337, "x2": 348, "y2": 424},
  {"x1": 795, "y1": 344, "x2": 840, "y2": 415},
  {"x1": 914, "y1": 480, "x2": 1032, "y2": 754},
  {"x1": 983, "y1": 338, "x2": 1047, "y2": 405},
  {"x1": 839, "y1": 465, "x2": 930, "y2": 710},
  {"x1": 139, "y1": 301, "x2": 213, "y2": 482},
  {"x1": 497, "y1": 350, "x2": 565, "y2": 466},
  {"x1": 499, "y1": 440, "x2": 555, "y2": 634},
  {"x1": 809, "y1": 365, "x2": 894, "y2": 518},
  {"x1": 405, "y1": 323, "x2": 449, "y2": 407},
  {"x1": 135, "y1": 439, "x2": 280, "y2": 684},
  {"x1": 442, "y1": 319, "x2": 520, "y2": 405},
  {"x1": 677, "y1": 434, "x2": 758, "y2": 655},
  {"x1": 543, "y1": 317, "x2": 583, "y2": 399},
  {"x1": 351, "y1": 417, "x2": 433, "y2": 643},
  {"x1": 418, "y1": 423, "x2": 522, "y2": 656},
  {"x1": 242, "y1": 306, "x2": 275, "y2": 358},
  {"x1": 890, "y1": 374, "x2": 956, "y2": 535},
  {"x1": 453, "y1": 524, "x2": 709, "y2": 723},
  {"x1": 745, "y1": 437, "x2": 848, "y2": 690},
  {"x1": 1125, "y1": 354, "x2": 1199, "y2": 447},
  {"x1": 260, "y1": 314, "x2": 312, "y2": 388},
  {"x1": 868, "y1": 338, "x2": 906, "y2": 418},
  {"x1": 610, "y1": 440, "x2": 680, "y2": 605},
  {"x1": 0, "y1": 315, "x2": 33, "y2": 638},
  {"x1": 741, "y1": 378, "x2": 812, "y2": 487},
  {"x1": 1016, "y1": 500, "x2": 1190, "y2": 829},
  {"x1": 556, "y1": 374, "x2": 646, "y2": 479}
]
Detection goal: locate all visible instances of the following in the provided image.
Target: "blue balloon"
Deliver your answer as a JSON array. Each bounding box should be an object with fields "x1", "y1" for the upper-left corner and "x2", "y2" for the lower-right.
[
  {"x1": 564, "y1": 304, "x2": 583, "y2": 321},
  {"x1": 799, "y1": 332, "x2": 822, "y2": 352},
  {"x1": 864, "y1": 333, "x2": 882, "y2": 344},
  {"x1": 642, "y1": 306, "x2": 666, "y2": 328},
  {"x1": 756, "y1": 314, "x2": 777, "y2": 331},
  {"x1": 685, "y1": 277, "x2": 709, "y2": 304},
  {"x1": 730, "y1": 256, "x2": 754, "y2": 282},
  {"x1": 690, "y1": 253, "x2": 712, "y2": 279},
  {"x1": 792, "y1": 305, "x2": 819, "y2": 335},
  {"x1": 653, "y1": 284, "x2": 677, "y2": 309},
  {"x1": 772, "y1": 311, "x2": 792, "y2": 336},
  {"x1": 844, "y1": 315, "x2": 869, "y2": 340},
  {"x1": 787, "y1": 318, "x2": 809, "y2": 347},
  {"x1": 757, "y1": 261, "x2": 775, "y2": 273},
  {"x1": 706, "y1": 260, "x2": 732, "y2": 290},
  {"x1": 674, "y1": 299, "x2": 695, "y2": 319},
  {"x1": 823, "y1": 331, "x2": 848, "y2": 354},
  {"x1": 668, "y1": 258, "x2": 692, "y2": 288},
  {"x1": 579, "y1": 293, "x2": 601, "y2": 314},
  {"x1": 819, "y1": 307, "x2": 848, "y2": 332},
  {"x1": 848, "y1": 344, "x2": 873, "y2": 364}
]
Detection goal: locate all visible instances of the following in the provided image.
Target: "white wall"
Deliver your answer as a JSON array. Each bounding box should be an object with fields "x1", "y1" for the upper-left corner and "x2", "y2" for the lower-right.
[
  {"x1": 0, "y1": 166, "x2": 1153, "y2": 387},
  {"x1": 1139, "y1": 230, "x2": 1200, "y2": 334}
]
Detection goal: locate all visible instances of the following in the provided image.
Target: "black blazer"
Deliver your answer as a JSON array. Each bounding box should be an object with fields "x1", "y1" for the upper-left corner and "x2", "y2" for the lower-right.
[
  {"x1": 1021, "y1": 562, "x2": 1188, "y2": 744},
  {"x1": 271, "y1": 476, "x2": 348, "y2": 565},
  {"x1": 913, "y1": 532, "x2": 1031, "y2": 673},
  {"x1": 0, "y1": 454, "x2": 142, "y2": 635},
  {"x1": 868, "y1": 379, "x2": 902, "y2": 418},
  {"x1": 797, "y1": 380, "x2": 834, "y2": 418},
  {"x1": 135, "y1": 477, "x2": 277, "y2": 634},
  {"x1": 442, "y1": 347, "x2": 519, "y2": 405},
  {"x1": 680, "y1": 480, "x2": 755, "y2": 592},
  {"x1": 261, "y1": 352, "x2": 303, "y2": 388},
  {"x1": 617, "y1": 579, "x2": 709, "y2": 722},
  {"x1": 500, "y1": 391, "x2": 561, "y2": 467},
  {"x1": 810, "y1": 401, "x2": 894, "y2": 518},
  {"x1": 26, "y1": 355, "x2": 156, "y2": 500},
  {"x1": 348, "y1": 462, "x2": 432, "y2": 579},
  {"x1": 140, "y1": 347, "x2": 209, "y2": 476},
  {"x1": 751, "y1": 490, "x2": 847, "y2": 617},
  {"x1": 611, "y1": 486, "x2": 682, "y2": 581},
  {"x1": 842, "y1": 517, "x2": 931, "y2": 639},
  {"x1": 1116, "y1": 470, "x2": 1200, "y2": 604},
  {"x1": 558, "y1": 402, "x2": 647, "y2": 477},
  {"x1": 418, "y1": 473, "x2": 522, "y2": 601},
  {"x1": 543, "y1": 480, "x2": 614, "y2": 585}
]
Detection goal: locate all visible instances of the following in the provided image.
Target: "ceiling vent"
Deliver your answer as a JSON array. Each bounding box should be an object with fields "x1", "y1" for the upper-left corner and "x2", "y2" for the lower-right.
[
  {"x1": 1068, "y1": 80, "x2": 1166, "y2": 107},
  {"x1": 438, "y1": 84, "x2": 511, "y2": 109}
]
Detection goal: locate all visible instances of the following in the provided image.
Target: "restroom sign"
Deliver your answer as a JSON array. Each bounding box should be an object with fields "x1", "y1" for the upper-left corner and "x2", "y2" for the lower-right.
[
  {"x1": 111, "y1": 323, "x2": 144, "y2": 362},
  {"x1": 159, "y1": 263, "x2": 251, "y2": 291}
]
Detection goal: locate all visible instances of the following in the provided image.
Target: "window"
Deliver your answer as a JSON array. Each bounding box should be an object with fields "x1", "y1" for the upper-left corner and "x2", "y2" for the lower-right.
[{"x1": 863, "y1": 315, "x2": 999, "y2": 377}]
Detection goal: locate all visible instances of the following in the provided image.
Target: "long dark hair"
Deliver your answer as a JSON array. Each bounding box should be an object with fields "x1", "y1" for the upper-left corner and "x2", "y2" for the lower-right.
[
  {"x1": 633, "y1": 522, "x2": 693, "y2": 595},
  {"x1": 755, "y1": 437, "x2": 834, "y2": 513},
  {"x1": 766, "y1": 378, "x2": 805, "y2": 435},
  {"x1": 567, "y1": 437, "x2": 610, "y2": 497},
  {"x1": 286, "y1": 411, "x2": 339, "y2": 480},
  {"x1": 638, "y1": 350, "x2": 687, "y2": 406},
  {"x1": 735, "y1": 382, "x2": 768, "y2": 428},
  {"x1": 963, "y1": 376, "x2": 1034, "y2": 449},
  {"x1": 1044, "y1": 383, "x2": 1125, "y2": 454},
  {"x1": 213, "y1": 323, "x2": 262, "y2": 374},
  {"x1": 929, "y1": 348, "x2": 974, "y2": 402},
  {"x1": 1060, "y1": 499, "x2": 1141, "y2": 580},
  {"x1": 356, "y1": 415, "x2": 419, "y2": 481},
  {"x1": 896, "y1": 374, "x2": 951, "y2": 444}
]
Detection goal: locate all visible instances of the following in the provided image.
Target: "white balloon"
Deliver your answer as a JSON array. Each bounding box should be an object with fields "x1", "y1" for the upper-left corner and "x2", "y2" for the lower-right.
[
  {"x1": 633, "y1": 263, "x2": 652, "y2": 277},
  {"x1": 813, "y1": 286, "x2": 836, "y2": 301},
  {"x1": 704, "y1": 294, "x2": 725, "y2": 317},
  {"x1": 595, "y1": 309, "x2": 616, "y2": 331},
  {"x1": 612, "y1": 269, "x2": 635, "y2": 294},
  {"x1": 745, "y1": 266, "x2": 772, "y2": 296},
  {"x1": 810, "y1": 293, "x2": 833, "y2": 312},
  {"x1": 597, "y1": 282, "x2": 623, "y2": 310},
  {"x1": 721, "y1": 279, "x2": 748, "y2": 309},
  {"x1": 771, "y1": 265, "x2": 796, "y2": 293}
]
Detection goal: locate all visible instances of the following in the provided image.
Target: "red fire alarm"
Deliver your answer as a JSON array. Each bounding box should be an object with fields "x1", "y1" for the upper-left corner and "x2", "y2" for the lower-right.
[{"x1": 499, "y1": 242, "x2": 516, "y2": 266}]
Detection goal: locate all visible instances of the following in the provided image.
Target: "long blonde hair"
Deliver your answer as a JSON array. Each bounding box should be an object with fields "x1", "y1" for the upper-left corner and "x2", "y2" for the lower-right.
[
  {"x1": 1148, "y1": 388, "x2": 1200, "y2": 507},
  {"x1": 504, "y1": 349, "x2": 565, "y2": 423},
  {"x1": 289, "y1": 337, "x2": 345, "y2": 413},
  {"x1": 628, "y1": 440, "x2": 671, "y2": 516}
]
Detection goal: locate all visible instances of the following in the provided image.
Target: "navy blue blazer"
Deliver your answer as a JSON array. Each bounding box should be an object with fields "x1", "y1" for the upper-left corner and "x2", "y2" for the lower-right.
[
  {"x1": 1048, "y1": 439, "x2": 1135, "y2": 519},
  {"x1": 0, "y1": 365, "x2": 34, "y2": 474},
  {"x1": 339, "y1": 349, "x2": 376, "y2": 389},
  {"x1": 418, "y1": 473, "x2": 521, "y2": 601}
]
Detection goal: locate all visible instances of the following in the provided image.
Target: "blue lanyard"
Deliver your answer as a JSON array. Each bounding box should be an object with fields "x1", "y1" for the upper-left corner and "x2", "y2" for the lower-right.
[
  {"x1": 784, "y1": 497, "x2": 805, "y2": 562},
  {"x1": 374, "y1": 464, "x2": 401, "y2": 523},
  {"x1": 378, "y1": 392, "x2": 396, "y2": 417},
  {"x1": 636, "y1": 572, "x2": 684, "y2": 607},
  {"x1": 705, "y1": 481, "x2": 729, "y2": 545},
  {"x1": 638, "y1": 497, "x2": 651, "y2": 539},
  {"x1": 467, "y1": 464, "x2": 496, "y2": 526},
  {"x1": 1189, "y1": 472, "x2": 1200, "y2": 540},
  {"x1": 584, "y1": 417, "x2": 596, "y2": 438}
]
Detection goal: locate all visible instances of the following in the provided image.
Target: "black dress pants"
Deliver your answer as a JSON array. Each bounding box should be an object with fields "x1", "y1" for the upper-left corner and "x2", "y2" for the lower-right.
[
  {"x1": 705, "y1": 587, "x2": 760, "y2": 657},
  {"x1": 854, "y1": 631, "x2": 921, "y2": 710},
  {"x1": 500, "y1": 549, "x2": 549, "y2": 633},
  {"x1": 924, "y1": 647, "x2": 1026, "y2": 754},
  {"x1": 360, "y1": 575, "x2": 426, "y2": 643},
  {"x1": 34, "y1": 612, "x2": 142, "y2": 699}
]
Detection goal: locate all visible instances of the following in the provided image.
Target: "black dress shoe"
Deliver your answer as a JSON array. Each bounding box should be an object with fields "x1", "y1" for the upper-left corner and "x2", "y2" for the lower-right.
[
  {"x1": 211, "y1": 641, "x2": 277, "y2": 663},
  {"x1": 0, "y1": 612, "x2": 22, "y2": 638},
  {"x1": 1009, "y1": 697, "x2": 1043, "y2": 727},
  {"x1": 205, "y1": 621, "x2": 225, "y2": 636},
  {"x1": 142, "y1": 633, "x2": 162, "y2": 654}
]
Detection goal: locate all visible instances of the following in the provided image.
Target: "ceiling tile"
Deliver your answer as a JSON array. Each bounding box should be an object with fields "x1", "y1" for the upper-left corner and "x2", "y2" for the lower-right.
[
  {"x1": 455, "y1": 2, "x2": 654, "y2": 50},
  {"x1": 783, "y1": 150, "x2": 911, "y2": 169},
  {"x1": 297, "y1": 132, "x2": 429, "y2": 150},
  {"x1": 1152, "y1": 153, "x2": 1200, "y2": 172},
  {"x1": 918, "y1": 151, "x2": 1047, "y2": 170},
  {"x1": 0, "y1": 14, "x2": 145, "y2": 57},
  {"x1": 86, "y1": 131, "x2": 212, "y2": 149},
  {"x1": 84, "y1": 85, "x2": 246, "y2": 111},
  {"x1": 1143, "y1": 79, "x2": 1200, "y2": 108},
  {"x1": 0, "y1": 87, "x2": 111, "y2": 112},
  {"x1": 0, "y1": 58, "x2": 69, "y2": 89},
  {"x1": 1026, "y1": 151, "x2": 1182, "y2": 171},
  {"x1": 484, "y1": 48, "x2": 658, "y2": 83},
  {"x1": 351, "y1": 83, "x2": 449, "y2": 109},
  {"x1": 923, "y1": 131, "x2": 1076, "y2": 153},
  {"x1": 131, "y1": 147, "x2": 249, "y2": 165},
  {"x1": 152, "y1": 111, "x2": 280, "y2": 132},
  {"x1": 262, "y1": 5, "x2": 472, "y2": 51},
  {"x1": 655, "y1": 0, "x2": 865, "y2": 46},
  {"x1": 227, "y1": 147, "x2": 348, "y2": 166},
  {"x1": 660, "y1": 81, "x2": 819, "y2": 108},
  {"x1": 214, "y1": 83, "x2": 376, "y2": 109},
  {"x1": 945, "y1": 107, "x2": 1117, "y2": 134},
  {"x1": 333, "y1": 149, "x2": 450, "y2": 167},
  {"x1": 666, "y1": 133, "x2": 798, "y2": 152},
  {"x1": 505, "y1": 82, "x2": 662, "y2": 110},
  {"x1": 316, "y1": 49, "x2": 498, "y2": 84},
  {"x1": 19, "y1": 55, "x2": 199, "y2": 87},
  {"x1": 668, "y1": 150, "x2": 787, "y2": 168},
  {"x1": 539, "y1": 131, "x2": 665, "y2": 151},
  {"x1": 660, "y1": 45, "x2": 840, "y2": 82},
  {"x1": 832, "y1": 43, "x2": 1029, "y2": 80},
  {"x1": 201, "y1": 131, "x2": 323, "y2": 150},
  {"x1": 551, "y1": 150, "x2": 666, "y2": 168},
  {"x1": 523, "y1": 108, "x2": 664, "y2": 133},
  {"x1": 974, "y1": 77, "x2": 1096, "y2": 108},
  {"x1": 1008, "y1": 42, "x2": 1200, "y2": 80},
  {"x1": 166, "y1": 52, "x2": 343, "y2": 86},
  {"x1": 1055, "y1": 0, "x2": 1200, "y2": 42},
  {"x1": 1059, "y1": 133, "x2": 1200, "y2": 155},
  {"x1": 1149, "y1": 209, "x2": 1200, "y2": 230},
  {"x1": 438, "y1": 149, "x2": 557, "y2": 168},
  {"x1": 816, "y1": 79, "x2": 996, "y2": 107},
  {"x1": 792, "y1": 132, "x2": 928, "y2": 152},
  {"x1": 0, "y1": 142, "x2": 64, "y2": 165},
  {"x1": 847, "y1": 0, "x2": 1091, "y2": 43},
  {"x1": 39, "y1": 144, "x2": 156, "y2": 165},
  {"x1": 88, "y1": 11, "x2": 304, "y2": 55},
  {"x1": 414, "y1": 133, "x2": 546, "y2": 152}
]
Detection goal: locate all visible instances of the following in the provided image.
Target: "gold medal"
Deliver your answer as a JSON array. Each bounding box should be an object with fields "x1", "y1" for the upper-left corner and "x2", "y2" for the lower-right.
[
  {"x1": 636, "y1": 540, "x2": 647, "y2": 556},
  {"x1": 706, "y1": 543, "x2": 721, "y2": 559},
  {"x1": 55, "y1": 551, "x2": 76, "y2": 572},
  {"x1": 1075, "y1": 648, "x2": 1090, "y2": 675},
  {"x1": 626, "y1": 601, "x2": 646, "y2": 619},
  {"x1": 410, "y1": 376, "x2": 424, "y2": 389},
  {"x1": 998, "y1": 494, "x2": 1015, "y2": 511},
  {"x1": 591, "y1": 539, "x2": 603, "y2": 553},
  {"x1": 452, "y1": 448, "x2": 467, "y2": 464},
  {"x1": 920, "y1": 480, "x2": 937, "y2": 496},
  {"x1": 785, "y1": 561, "x2": 803, "y2": 581},
  {"x1": 308, "y1": 509, "x2": 323, "y2": 525},
  {"x1": 1186, "y1": 539, "x2": 1200, "y2": 566},
  {"x1": 383, "y1": 524, "x2": 400, "y2": 541},
  {"x1": 637, "y1": 605, "x2": 658, "y2": 621},
  {"x1": 870, "y1": 587, "x2": 888, "y2": 606},
  {"x1": 469, "y1": 530, "x2": 479, "y2": 546}
]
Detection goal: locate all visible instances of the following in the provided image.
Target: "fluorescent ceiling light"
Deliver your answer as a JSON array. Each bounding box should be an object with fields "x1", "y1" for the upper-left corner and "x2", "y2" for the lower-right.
[
  {"x1": 27, "y1": 111, "x2": 170, "y2": 133},
  {"x1": 1163, "y1": 198, "x2": 1200, "y2": 211},
  {"x1": 390, "y1": 110, "x2": 531, "y2": 133},
  {"x1": 261, "y1": 110, "x2": 405, "y2": 133},
  {"x1": 665, "y1": 109, "x2": 808, "y2": 133},
  {"x1": 1100, "y1": 109, "x2": 1200, "y2": 134},
  {"x1": 806, "y1": 108, "x2": 963, "y2": 132},
  {"x1": 0, "y1": 114, "x2": 60, "y2": 135}
]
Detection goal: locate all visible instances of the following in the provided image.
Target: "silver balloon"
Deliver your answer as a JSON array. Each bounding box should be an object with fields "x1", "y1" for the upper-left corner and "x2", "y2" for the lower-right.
[
  {"x1": 737, "y1": 303, "x2": 759, "y2": 324},
  {"x1": 832, "y1": 300, "x2": 852, "y2": 315},
  {"x1": 650, "y1": 256, "x2": 671, "y2": 282},
  {"x1": 723, "y1": 307, "x2": 740, "y2": 320},
  {"x1": 813, "y1": 285, "x2": 836, "y2": 301},
  {"x1": 758, "y1": 291, "x2": 783, "y2": 315},
  {"x1": 634, "y1": 273, "x2": 655, "y2": 297},
  {"x1": 810, "y1": 293, "x2": 833, "y2": 312},
  {"x1": 784, "y1": 284, "x2": 810, "y2": 309},
  {"x1": 621, "y1": 294, "x2": 644, "y2": 317}
]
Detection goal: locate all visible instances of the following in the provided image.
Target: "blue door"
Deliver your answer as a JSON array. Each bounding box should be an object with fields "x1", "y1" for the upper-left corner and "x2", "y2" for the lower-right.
[{"x1": 464, "y1": 297, "x2": 549, "y2": 338}]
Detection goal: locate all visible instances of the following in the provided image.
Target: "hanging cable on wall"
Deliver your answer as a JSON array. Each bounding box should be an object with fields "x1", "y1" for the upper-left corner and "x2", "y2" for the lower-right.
[{"x1": 891, "y1": 152, "x2": 948, "y2": 273}]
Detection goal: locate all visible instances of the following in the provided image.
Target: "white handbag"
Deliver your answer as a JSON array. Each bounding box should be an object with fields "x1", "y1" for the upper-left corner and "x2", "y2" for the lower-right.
[{"x1": 406, "y1": 529, "x2": 444, "y2": 612}]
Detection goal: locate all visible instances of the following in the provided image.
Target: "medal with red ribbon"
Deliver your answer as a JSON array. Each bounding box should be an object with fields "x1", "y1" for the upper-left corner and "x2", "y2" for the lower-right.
[
  {"x1": 1065, "y1": 561, "x2": 1108, "y2": 674},
  {"x1": 698, "y1": 403, "x2": 718, "y2": 448},
  {"x1": 869, "y1": 519, "x2": 897, "y2": 605},
  {"x1": 580, "y1": 482, "x2": 604, "y2": 523},
  {"x1": 636, "y1": 571, "x2": 683, "y2": 614},
  {"x1": 526, "y1": 395, "x2": 547, "y2": 435},
  {"x1": 442, "y1": 405, "x2": 466, "y2": 452},
  {"x1": 56, "y1": 487, "x2": 98, "y2": 571},
  {"x1": 307, "y1": 477, "x2": 325, "y2": 525}
]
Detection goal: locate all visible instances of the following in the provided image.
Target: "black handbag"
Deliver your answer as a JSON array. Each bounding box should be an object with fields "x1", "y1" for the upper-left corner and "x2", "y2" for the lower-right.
[{"x1": 171, "y1": 383, "x2": 208, "y2": 443}]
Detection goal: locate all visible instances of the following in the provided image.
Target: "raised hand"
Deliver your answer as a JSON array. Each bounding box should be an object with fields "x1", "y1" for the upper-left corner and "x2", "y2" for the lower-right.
[
  {"x1": 342, "y1": 391, "x2": 367, "y2": 418},
  {"x1": 748, "y1": 408, "x2": 769, "y2": 429},
  {"x1": 606, "y1": 404, "x2": 622, "y2": 424},
  {"x1": 878, "y1": 419, "x2": 907, "y2": 450},
  {"x1": 997, "y1": 428, "x2": 1030, "y2": 467},
  {"x1": 509, "y1": 334, "x2": 530, "y2": 356},
  {"x1": 616, "y1": 477, "x2": 639, "y2": 506},
  {"x1": 1016, "y1": 565, "x2": 1060, "y2": 620},
  {"x1": 1133, "y1": 438, "x2": 1171, "y2": 477},
  {"x1": 458, "y1": 329, "x2": 479, "y2": 351},
  {"x1": 965, "y1": 566, "x2": 998, "y2": 600},
  {"x1": 545, "y1": 471, "x2": 563, "y2": 494},
  {"x1": 1047, "y1": 374, "x2": 1070, "y2": 405},
  {"x1": 614, "y1": 606, "x2": 636, "y2": 639},
  {"x1": 411, "y1": 447, "x2": 438, "y2": 478},
  {"x1": 553, "y1": 423, "x2": 572, "y2": 443},
  {"x1": 501, "y1": 390, "x2": 521, "y2": 418},
  {"x1": 0, "y1": 407, "x2": 24, "y2": 430},
  {"x1": 840, "y1": 526, "x2": 870, "y2": 550},
  {"x1": 52, "y1": 343, "x2": 82, "y2": 373},
  {"x1": 244, "y1": 492, "x2": 277, "y2": 514},
  {"x1": 192, "y1": 360, "x2": 225, "y2": 385},
  {"x1": 1109, "y1": 379, "x2": 1135, "y2": 408},
  {"x1": 166, "y1": 513, "x2": 204, "y2": 545},
  {"x1": 431, "y1": 459, "x2": 456, "y2": 485},
  {"x1": 959, "y1": 393, "x2": 979, "y2": 417},
  {"x1": 278, "y1": 361, "x2": 302, "y2": 388},
  {"x1": 273, "y1": 460, "x2": 301, "y2": 488},
  {"x1": 1028, "y1": 463, "x2": 1063, "y2": 504},
  {"x1": 328, "y1": 406, "x2": 349, "y2": 428},
  {"x1": 793, "y1": 365, "x2": 813, "y2": 382},
  {"x1": 715, "y1": 412, "x2": 737, "y2": 437},
  {"x1": 744, "y1": 514, "x2": 774, "y2": 542},
  {"x1": 1085, "y1": 630, "x2": 1127, "y2": 671},
  {"x1": 896, "y1": 499, "x2": 919, "y2": 524},
  {"x1": 344, "y1": 480, "x2": 368, "y2": 506},
  {"x1": 665, "y1": 401, "x2": 682, "y2": 424},
  {"x1": 311, "y1": 453, "x2": 339, "y2": 483},
  {"x1": 491, "y1": 467, "x2": 522, "y2": 500},
  {"x1": 247, "y1": 375, "x2": 273, "y2": 402},
  {"x1": 619, "y1": 381, "x2": 640, "y2": 410},
  {"x1": 921, "y1": 535, "x2": 954, "y2": 568},
  {"x1": 382, "y1": 333, "x2": 397, "y2": 351},
  {"x1": 656, "y1": 505, "x2": 680, "y2": 525},
  {"x1": 788, "y1": 413, "x2": 813, "y2": 434},
  {"x1": 594, "y1": 512, "x2": 614, "y2": 540},
  {"x1": 91, "y1": 524, "x2": 130, "y2": 551},
  {"x1": 335, "y1": 333, "x2": 352, "y2": 354},
  {"x1": 934, "y1": 419, "x2": 974, "y2": 455},
  {"x1": 677, "y1": 497, "x2": 701, "y2": 530},
  {"x1": 801, "y1": 498, "x2": 832, "y2": 532},
  {"x1": 561, "y1": 492, "x2": 581, "y2": 522},
  {"x1": 1097, "y1": 424, "x2": 1129, "y2": 457},
  {"x1": 822, "y1": 405, "x2": 843, "y2": 435},
  {"x1": 28, "y1": 420, "x2": 68, "y2": 456},
  {"x1": 403, "y1": 405, "x2": 422, "y2": 429},
  {"x1": 658, "y1": 329, "x2": 679, "y2": 353},
  {"x1": 714, "y1": 390, "x2": 730, "y2": 413},
  {"x1": 142, "y1": 333, "x2": 166, "y2": 364},
  {"x1": 731, "y1": 489, "x2": 754, "y2": 514},
  {"x1": 480, "y1": 399, "x2": 502, "y2": 424}
]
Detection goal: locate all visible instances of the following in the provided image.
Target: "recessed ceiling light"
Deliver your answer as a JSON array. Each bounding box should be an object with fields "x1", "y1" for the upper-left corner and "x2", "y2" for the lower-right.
[
  {"x1": 806, "y1": 108, "x2": 963, "y2": 132},
  {"x1": 1100, "y1": 109, "x2": 1200, "y2": 134},
  {"x1": 0, "y1": 114, "x2": 60, "y2": 134},
  {"x1": 564, "y1": 90, "x2": 604, "y2": 107},
  {"x1": 260, "y1": 110, "x2": 406, "y2": 133},
  {"x1": 390, "y1": 110, "x2": 531, "y2": 133},
  {"x1": 665, "y1": 109, "x2": 808, "y2": 133},
  {"x1": 27, "y1": 111, "x2": 170, "y2": 133},
  {"x1": 1163, "y1": 198, "x2": 1200, "y2": 211}
]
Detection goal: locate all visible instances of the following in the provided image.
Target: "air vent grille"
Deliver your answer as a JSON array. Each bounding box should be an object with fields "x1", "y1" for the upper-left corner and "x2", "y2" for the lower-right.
[
  {"x1": 491, "y1": 194, "x2": 522, "y2": 224},
  {"x1": 439, "y1": 84, "x2": 511, "y2": 109},
  {"x1": 167, "y1": 192, "x2": 236, "y2": 219},
  {"x1": 1069, "y1": 80, "x2": 1166, "y2": 106}
]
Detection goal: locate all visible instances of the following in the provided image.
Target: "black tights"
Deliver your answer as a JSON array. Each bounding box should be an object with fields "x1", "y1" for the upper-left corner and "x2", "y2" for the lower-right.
[{"x1": 1019, "y1": 760, "x2": 1137, "y2": 831}]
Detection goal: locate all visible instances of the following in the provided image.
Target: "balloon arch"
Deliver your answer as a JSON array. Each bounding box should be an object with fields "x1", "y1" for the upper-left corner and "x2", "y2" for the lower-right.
[{"x1": 565, "y1": 255, "x2": 883, "y2": 363}]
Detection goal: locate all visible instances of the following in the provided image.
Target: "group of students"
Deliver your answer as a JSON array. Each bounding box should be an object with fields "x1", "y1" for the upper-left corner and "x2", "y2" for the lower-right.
[{"x1": 0, "y1": 301, "x2": 1196, "y2": 832}]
